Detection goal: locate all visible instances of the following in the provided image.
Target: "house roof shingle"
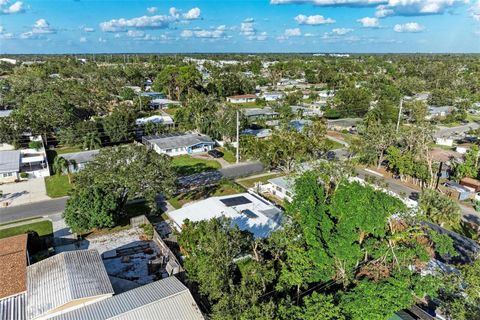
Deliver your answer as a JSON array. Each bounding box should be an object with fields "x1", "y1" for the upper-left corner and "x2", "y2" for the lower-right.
[{"x1": 0, "y1": 234, "x2": 28, "y2": 299}]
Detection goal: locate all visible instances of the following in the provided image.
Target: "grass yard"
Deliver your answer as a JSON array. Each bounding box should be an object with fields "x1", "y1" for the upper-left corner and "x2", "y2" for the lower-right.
[
  {"x1": 0, "y1": 219, "x2": 53, "y2": 239},
  {"x1": 237, "y1": 172, "x2": 284, "y2": 188},
  {"x1": 172, "y1": 155, "x2": 221, "y2": 176},
  {"x1": 325, "y1": 139, "x2": 344, "y2": 150},
  {"x1": 45, "y1": 175, "x2": 73, "y2": 198},
  {"x1": 55, "y1": 146, "x2": 85, "y2": 155},
  {"x1": 218, "y1": 147, "x2": 236, "y2": 163},
  {"x1": 169, "y1": 180, "x2": 245, "y2": 209}
]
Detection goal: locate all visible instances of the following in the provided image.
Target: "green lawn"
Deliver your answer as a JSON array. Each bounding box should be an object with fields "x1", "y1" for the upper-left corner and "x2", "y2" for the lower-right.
[
  {"x1": 55, "y1": 146, "x2": 85, "y2": 155},
  {"x1": 237, "y1": 173, "x2": 284, "y2": 188},
  {"x1": 45, "y1": 175, "x2": 73, "y2": 198},
  {"x1": 169, "y1": 180, "x2": 245, "y2": 209},
  {"x1": 219, "y1": 148, "x2": 236, "y2": 163},
  {"x1": 0, "y1": 220, "x2": 53, "y2": 239},
  {"x1": 325, "y1": 139, "x2": 345, "y2": 150},
  {"x1": 172, "y1": 155, "x2": 221, "y2": 176}
]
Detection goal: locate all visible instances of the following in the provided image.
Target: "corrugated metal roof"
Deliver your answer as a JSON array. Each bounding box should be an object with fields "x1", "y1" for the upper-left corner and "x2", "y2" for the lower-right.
[
  {"x1": 0, "y1": 293, "x2": 26, "y2": 320},
  {"x1": 27, "y1": 250, "x2": 114, "y2": 320},
  {"x1": 0, "y1": 150, "x2": 20, "y2": 173},
  {"x1": 51, "y1": 277, "x2": 204, "y2": 320},
  {"x1": 145, "y1": 133, "x2": 214, "y2": 150},
  {"x1": 61, "y1": 150, "x2": 99, "y2": 164}
]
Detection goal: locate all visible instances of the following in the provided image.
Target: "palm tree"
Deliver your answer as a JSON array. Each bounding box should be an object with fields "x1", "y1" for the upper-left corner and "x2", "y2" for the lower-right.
[
  {"x1": 82, "y1": 132, "x2": 101, "y2": 150},
  {"x1": 52, "y1": 156, "x2": 77, "y2": 184}
]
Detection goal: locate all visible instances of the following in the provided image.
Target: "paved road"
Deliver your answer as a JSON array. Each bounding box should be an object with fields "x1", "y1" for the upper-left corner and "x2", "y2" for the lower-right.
[
  {"x1": 356, "y1": 168, "x2": 480, "y2": 225},
  {"x1": 0, "y1": 197, "x2": 68, "y2": 223}
]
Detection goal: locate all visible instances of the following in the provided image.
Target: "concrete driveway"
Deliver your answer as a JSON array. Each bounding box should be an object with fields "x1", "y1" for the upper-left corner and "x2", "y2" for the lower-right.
[{"x1": 0, "y1": 178, "x2": 50, "y2": 207}]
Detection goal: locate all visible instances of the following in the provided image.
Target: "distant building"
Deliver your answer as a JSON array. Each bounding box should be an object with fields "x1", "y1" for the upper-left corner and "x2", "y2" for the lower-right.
[
  {"x1": 168, "y1": 192, "x2": 283, "y2": 238},
  {"x1": 242, "y1": 107, "x2": 279, "y2": 121},
  {"x1": 0, "y1": 58, "x2": 17, "y2": 65},
  {"x1": 242, "y1": 128, "x2": 272, "y2": 138},
  {"x1": 426, "y1": 106, "x2": 452, "y2": 120},
  {"x1": 0, "y1": 110, "x2": 12, "y2": 118},
  {"x1": 327, "y1": 118, "x2": 361, "y2": 132},
  {"x1": 149, "y1": 98, "x2": 181, "y2": 109},
  {"x1": 226, "y1": 94, "x2": 257, "y2": 104},
  {"x1": 289, "y1": 119, "x2": 312, "y2": 132},
  {"x1": 143, "y1": 133, "x2": 215, "y2": 156},
  {"x1": 138, "y1": 92, "x2": 165, "y2": 100},
  {"x1": 135, "y1": 114, "x2": 174, "y2": 127},
  {"x1": 261, "y1": 92, "x2": 283, "y2": 102}
]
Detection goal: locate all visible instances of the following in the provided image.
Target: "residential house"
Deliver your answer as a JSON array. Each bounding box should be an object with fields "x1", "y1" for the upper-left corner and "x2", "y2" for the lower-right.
[
  {"x1": 327, "y1": 118, "x2": 361, "y2": 132},
  {"x1": 135, "y1": 114, "x2": 174, "y2": 127},
  {"x1": 50, "y1": 277, "x2": 204, "y2": 320},
  {"x1": 242, "y1": 107, "x2": 279, "y2": 121},
  {"x1": 289, "y1": 119, "x2": 312, "y2": 132},
  {"x1": 0, "y1": 110, "x2": 12, "y2": 118},
  {"x1": 0, "y1": 150, "x2": 20, "y2": 183},
  {"x1": 460, "y1": 177, "x2": 480, "y2": 192},
  {"x1": 291, "y1": 105, "x2": 323, "y2": 117},
  {"x1": 61, "y1": 150, "x2": 100, "y2": 173},
  {"x1": 318, "y1": 90, "x2": 335, "y2": 98},
  {"x1": 168, "y1": 192, "x2": 283, "y2": 238},
  {"x1": 143, "y1": 133, "x2": 215, "y2": 156},
  {"x1": 226, "y1": 94, "x2": 257, "y2": 104},
  {"x1": 261, "y1": 92, "x2": 283, "y2": 102},
  {"x1": 138, "y1": 92, "x2": 165, "y2": 100},
  {"x1": 0, "y1": 235, "x2": 29, "y2": 320},
  {"x1": 443, "y1": 181, "x2": 471, "y2": 201},
  {"x1": 426, "y1": 106, "x2": 452, "y2": 120},
  {"x1": 149, "y1": 98, "x2": 181, "y2": 109},
  {"x1": 264, "y1": 176, "x2": 295, "y2": 202},
  {"x1": 27, "y1": 250, "x2": 114, "y2": 320},
  {"x1": 242, "y1": 128, "x2": 272, "y2": 138}
]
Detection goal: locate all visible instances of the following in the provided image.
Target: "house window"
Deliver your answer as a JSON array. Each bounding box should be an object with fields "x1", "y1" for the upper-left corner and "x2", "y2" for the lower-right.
[
  {"x1": 165, "y1": 149, "x2": 172, "y2": 153},
  {"x1": 276, "y1": 186, "x2": 282, "y2": 192},
  {"x1": 1, "y1": 172, "x2": 13, "y2": 178}
]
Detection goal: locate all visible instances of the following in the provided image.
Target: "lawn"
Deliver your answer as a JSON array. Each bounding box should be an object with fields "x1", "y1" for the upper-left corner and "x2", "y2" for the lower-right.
[
  {"x1": 219, "y1": 147, "x2": 236, "y2": 163},
  {"x1": 169, "y1": 180, "x2": 245, "y2": 209},
  {"x1": 325, "y1": 139, "x2": 345, "y2": 150},
  {"x1": 55, "y1": 146, "x2": 85, "y2": 155},
  {"x1": 237, "y1": 173, "x2": 284, "y2": 188},
  {"x1": 45, "y1": 175, "x2": 73, "y2": 198},
  {"x1": 0, "y1": 219, "x2": 53, "y2": 239},
  {"x1": 172, "y1": 155, "x2": 221, "y2": 176}
]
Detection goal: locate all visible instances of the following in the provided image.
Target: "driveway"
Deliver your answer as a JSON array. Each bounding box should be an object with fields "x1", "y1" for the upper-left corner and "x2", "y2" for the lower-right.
[{"x1": 0, "y1": 178, "x2": 50, "y2": 207}]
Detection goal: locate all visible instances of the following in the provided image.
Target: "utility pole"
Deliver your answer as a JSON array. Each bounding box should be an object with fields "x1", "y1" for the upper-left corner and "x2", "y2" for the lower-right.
[
  {"x1": 236, "y1": 111, "x2": 240, "y2": 164},
  {"x1": 396, "y1": 98, "x2": 403, "y2": 133}
]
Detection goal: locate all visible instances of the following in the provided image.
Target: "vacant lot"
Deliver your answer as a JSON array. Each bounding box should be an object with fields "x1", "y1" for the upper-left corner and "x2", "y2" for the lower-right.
[{"x1": 172, "y1": 155, "x2": 221, "y2": 176}]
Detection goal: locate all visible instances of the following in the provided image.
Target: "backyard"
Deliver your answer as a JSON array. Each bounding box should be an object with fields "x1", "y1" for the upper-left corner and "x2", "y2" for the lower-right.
[
  {"x1": 44, "y1": 175, "x2": 73, "y2": 198},
  {"x1": 236, "y1": 172, "x2": 284, "y2": 188},
  {"x1": 172, "y1": 155, "x2": 221, "y2": 176}
]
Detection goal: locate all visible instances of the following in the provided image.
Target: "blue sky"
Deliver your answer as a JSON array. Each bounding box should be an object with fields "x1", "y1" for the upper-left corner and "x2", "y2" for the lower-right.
[{"x1": 0, "y1": 0, "x2": 479, "y2": 53}]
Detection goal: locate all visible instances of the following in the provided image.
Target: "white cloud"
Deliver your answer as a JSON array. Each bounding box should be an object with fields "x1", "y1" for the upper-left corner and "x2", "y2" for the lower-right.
[
  {"x1": 83, "y1": 27, "x2": 95, "y2": 32},
  {"x1": 375, "y1": 0, "x2": 466, "y2": 17},
  {"x1": 183, "y1": 7, "x2": 201, "y2": 20},
  {"x1": 79, "y1": 36, "x2": 87, "y2": 43},
  {"x1": 255, "y1": 31, "x2": 268, "y2": 41},
  {"x1": 100, "y1": 7, "x2": 201, "y2": 32},
  {"x1": 147, "y1": 7, "x2": 158, "y2": 14},
  {"x1": 271, "y1": 0, "x2": 384, "y2": 6},
  {"x1": 470, "y1": 1, "x2": 480, "y2": 21},
  {"x1": 393, "y1": 22, "x2": 425, "y2": 32},
  {"x1": 98, "y1": 37, "x2": 107, "y2": 43},
  {"x1": 1, "y1": 0, "x2": 24, "y2": 14},
  {"x1": 32, "y1": 19, "x2": 55, "y2": 34},
  {"x1": 126, "y1": 29, "x2": 145, "y2": 38},
  {"x1": 295, "y1": 14, "x2": 335, "y2": 25},
  {"x1": 240, "y1": 18, "x2": 256, "y2": 36},
  {"x1": 332, "y1": 27, "x2": 354, "y2": 35},
  {"x1": 181, "y1": 25, "x2": 227, "y2": 39},
  {"x1": 304, "y1": 32, "x2": 315, "y2": 36},
  {"x1": 285, "y1": 27, "x2": 302, "y2": 36},
  {"x1": 357, "y1": 17, "x2": 379, "y2": 27}
]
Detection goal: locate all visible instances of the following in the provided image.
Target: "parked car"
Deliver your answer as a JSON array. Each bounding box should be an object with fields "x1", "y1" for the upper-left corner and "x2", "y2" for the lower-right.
[{"x1": 208, "y1": 149, "x2": 224, "y2": 158}]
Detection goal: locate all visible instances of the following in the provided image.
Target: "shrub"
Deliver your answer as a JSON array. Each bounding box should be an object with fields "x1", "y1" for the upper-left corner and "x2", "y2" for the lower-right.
[
  {"x1": 28, "y1": 141, "x2": 43, "y2": 151},
  {"x1": 141, "y1": 223, "x2": 154, "y2": 240},
  {"x1": 19, "y1": 172, "x2": 28, "y2": 179}
]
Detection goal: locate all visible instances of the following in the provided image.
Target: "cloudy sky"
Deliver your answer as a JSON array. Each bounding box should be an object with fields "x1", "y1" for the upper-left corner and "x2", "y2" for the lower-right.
[{"x1": 0, "y1": 0, "x2": 479, "y2": 53}]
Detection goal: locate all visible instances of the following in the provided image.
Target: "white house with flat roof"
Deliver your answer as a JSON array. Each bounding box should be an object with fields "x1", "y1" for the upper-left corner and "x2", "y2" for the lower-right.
[
  {"x1": 263, "y1": 176, "x2": 295, "y2": 202},
  {"x1": 167, "y1": 192, "x2": 283, "y2": 238},
  {"x1": 142, "y1": 133, "x2": 215, "y2": 156},
  {"x1": 226, "y1": 94, "x2": 257, "y2": 104}
]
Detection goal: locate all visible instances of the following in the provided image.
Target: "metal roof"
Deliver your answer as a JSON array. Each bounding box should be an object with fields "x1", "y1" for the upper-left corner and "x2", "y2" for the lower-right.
[
  {"x1": 0, "y1": 293, "x2": 25, "y2": 320},
  {"x1": 61, "y1": 149, "x2": 100, "y2": 164},
  {"x1": 27, "y1": 250, "x2": 114, "y2": 320},
  {"x1": 51, "y1": 277, "x2": 204, "y2": 320},
  {"x1": 144, "y1": 133, "x2": 214, "y2": 150},
  {"x1": 0, "y1": 150, "x2": 20, "y2": 173},
  {"x1": 268, "y1": 176, "x2": 295, "y2": 193},
  {"x1": 242, "y1": 107, "x2": 278, "y2": 118}
]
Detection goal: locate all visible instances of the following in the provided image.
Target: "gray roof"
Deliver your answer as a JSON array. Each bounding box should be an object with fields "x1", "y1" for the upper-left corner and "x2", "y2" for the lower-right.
[
  {"x1": 61, "y1": 149, "x2": 100, "y2": 164},
  {"x1": 144, "y1": 133, "x2": 214, "y2": 150},
  {"x1": 27, "y1": 250, "x2": 114, "y2": 320},
  {"x1": 242, "y1": 107, "x2": 279, "y2": 118},
  {"x1": 327, "y1": 118, "x2": 362, "y2": 128},
  {"x1": 268, "y1": 176, "x2": 295, "y2": 193},
  {"x1": 0, "y1": 293, "x2": 25, "y2": 320},
  {"x1": 51, "y1": 277, "x2": 204, "y2": 320},
  {"x1": 0, "y1": 110, "x2": 12, "y2": 118},
  {"x1": 0, "y1": 150, "x2": 20, "y2": 173}
]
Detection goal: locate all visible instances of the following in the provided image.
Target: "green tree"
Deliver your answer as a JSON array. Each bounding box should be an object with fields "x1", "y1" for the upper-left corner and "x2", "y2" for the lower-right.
[
  {"x1": 453, "y1": 145, "x2": 479, "y2": 180},
  {"x1": 153, "y1": 64, "x2": 202, "y2": 100}
]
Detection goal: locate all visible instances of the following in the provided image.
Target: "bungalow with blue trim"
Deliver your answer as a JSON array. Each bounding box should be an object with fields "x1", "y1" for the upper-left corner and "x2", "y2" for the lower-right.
[{"x1": 142, "y1": 133, "x2": 215, "y2": 156}]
